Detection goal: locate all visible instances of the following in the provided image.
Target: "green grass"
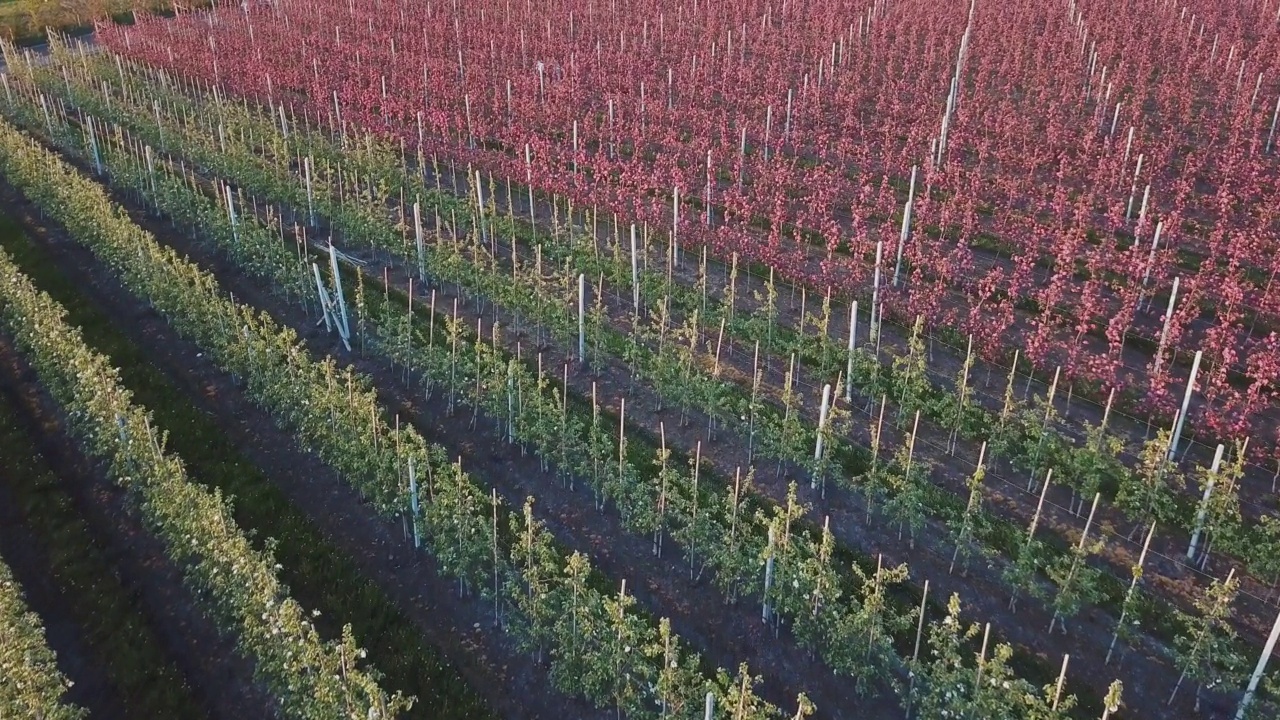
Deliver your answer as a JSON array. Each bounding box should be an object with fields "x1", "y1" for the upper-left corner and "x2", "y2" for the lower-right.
[{"x1": 0, "y1": 212, "x2": 495, "y2": 720}]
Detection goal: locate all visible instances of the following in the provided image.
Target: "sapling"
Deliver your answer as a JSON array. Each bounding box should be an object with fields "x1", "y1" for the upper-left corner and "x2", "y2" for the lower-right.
[
  {"x1": 677, "y1": 308, "x2": 701, "y2": 426},
  {"x1": 709, "y1": 317, "x2": 726, "y2": 438},
  {"x1": 1118, "y1": 424, "x2": 1181, "y2": 541},
  {"x1": 910, "y1": 594, "x2": 983, "y2": 719},
  {"x1": 1169, "y1": 569, "x2": 1245, "y2": 711},
  {"x1": 588, "y1": 383, "x2": 609, "y2": 505},
  {"x1": 748, "y1": 341, "x2": 762, "y2": 463},
  {"x1": 1048, "y1": 492, "x2": 1104, "y2": 635},
  {"x1": 882, "y1": 410, "x2": 927, "y2": 547},
  {"x1": 905, "y1": 580, "x2": 929, "y2": 714},
  {"x1": 1248, "y1": 515, "x2": 1280, "y2": 604},
  {"x1": 845, "y1": 555, "x2": 911, "y2": 694},
  {"x1": 795, "y1": 287, "x2": 807, "y2": 354},
  {"x1": 1102, "y1": 680, "x2": 1124, "y2": 720},
  {"x1": 1027, "y1": 366, "x2": 1062, "y2": 492},
  {"x1": 865, "y1": 394, "x2": 888, "y2": 519},
  {"x1": 649, "y1": 618, "x2": 705, "y2": 718},
  {"x1": 811, "y1": 382, "x2": 832, "y2": 493},
  {"x1": 892, "y1": 315, "x2": 928, "y2": 422},
  {"x1": 790, "y1": 516, "x2": 838, "y2": 655},
  {"x1": 1007, "y1": 470, "x2": 1053, "y2": 612},
  {"x1": 588, "y1": 273, "x2": 606, "y2": 375},
  {"x1": 844, "y1": 300, "x2": 858, "y2": 401},
  {"x1": 724, "y1": 251, "x2": 738, "y2": 325},
  {"x1": 708, "y1": 467, "x2": 755, "y2": 603},
  {"x1": 508, "y1": 498, "x2": 559, "y2": 662},
  {"x1": 652, "y1": 423, "x2": 675, "y2": 557},
  {"x1": 1107, "y1": 521, "x2": 1156, "y2": 664},
  {"x1": 762, "y1": 267, "x2": 778, "y2": 355},
  {"x1": 950, "y1": 441, "x2": 986, "y2": 576},
  {"x1": 948, "y1": 333, "x2": 975, "y2": 454},
  {"x1": 762, "y1": 523, "x2": 777, "y2": 623}
]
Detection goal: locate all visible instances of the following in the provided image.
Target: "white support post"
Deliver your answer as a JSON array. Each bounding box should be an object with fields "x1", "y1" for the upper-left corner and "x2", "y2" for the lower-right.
[
  {"x1": 312, "y1": 262, "x2": 334, "y2": 332},
  {"x1": 672, "y1": 186, "x2": 680, "y2": 268},
  {"x1": 524, "y1": 144, "x2": 535, "y2": 231},
  {"x1": 705, "y1": 151, "x2": 712, "y2": 227},
  {"x1": 1052, "y1": 655, "x2": 1070, "y2": 710},
  {"x1": 38, "y1": 93, "x2": 52, "y2": 134},
  {"x1": 1236, "y1": 604, "x2": 1280, "y2": 719},
  {"x1": 303, "y1": 155, "x2": 315, "y2": 226},
  {"x1": 813, "y1": 383, "x2": 832, "y2": 488},
  {"x1": 577, "y1": 273, "x2": 586, "y2": 363},
  {"x1": 1267, "y1": 95, "x2": 1280, "y2": 154},
  {"x1": 764, "y1": 104, "x2": 772, "y2": 161},
  {"x1": 474, "y1": 169, "x2": 487, "y2": 243},
  {"x1": 413, "y1": 201, "x2": 426, "y2": 281},
  {"x1": 144, "y1": 145, "x2": 156, "y2": 196},
  {"x1": 1188, "y1": 444, "x2": 1225, "y2": 559},
  {"x1": 225, "y1": 183, "x2": 239, "y2": 244},
  {"x1": 871, "y1": 240, "x2": 883, "y2": 344},
  {"x1": 704, "y1": 692, "x2": 715, "y2": 720},
  {"x1": 630, "y1": 224, "x2": 640, "y2": 314},
  {"x1": 328, "y1": 243, "x2": 352, "y2": 350},
  {"x1": 87, "y1": 116, "x2": 102, "y2": 175},
  {"x1": 845, "y1": 301, "x2": 858, "y2": 401},
  {"x1": 1108, "y1": 521, "x2": 1156, "y2": 664},
  {"x1": 762, "y1": 526, "x2": 776, "y2": 622},
  {"x1": 1169, "y1": 350, "x2": 1202, "y2": 461},
  {"x1": 1126, "y1": 153, "x2": 1145, "y2": 220},
  {"x1": 278, "y1": 102, "x2": 289, "y2": 139},
  {"x1": 893, "y1": 165, "x2": 918, "y2": 287},
  {"x1": 784, "y1": 87, "x2": 793, "y2": 141},
  {"x1": 1152, "y1": 277, "x2": 1180, "y2": 378},
  {"x1": 1137, "y1": 221, "x2": 1165, "y2": 309}
]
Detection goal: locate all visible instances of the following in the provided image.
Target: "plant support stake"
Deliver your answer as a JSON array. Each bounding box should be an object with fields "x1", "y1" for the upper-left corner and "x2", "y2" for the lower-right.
[
  {"x1": 871, "y1": 240, "x2": 883, "y2": 344},
  {"x1": 812, "y1": 383, "x2": 832, "y2": 488},
  {"x1": 845, "y1": 301, "x2": 857, "y2": 401},
  {"x1": 893, "y1": 165, "x2": 917, "y2": 287},
  {"x1": 1170, "y1": 350, "x2": 1202, "y2": 461},
  {"x1": 630, "y1": 224, "x2": 641, "y2": 313},
  {"x1": 577, "y1": 273, "x2": 586, "y2": 364}
]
